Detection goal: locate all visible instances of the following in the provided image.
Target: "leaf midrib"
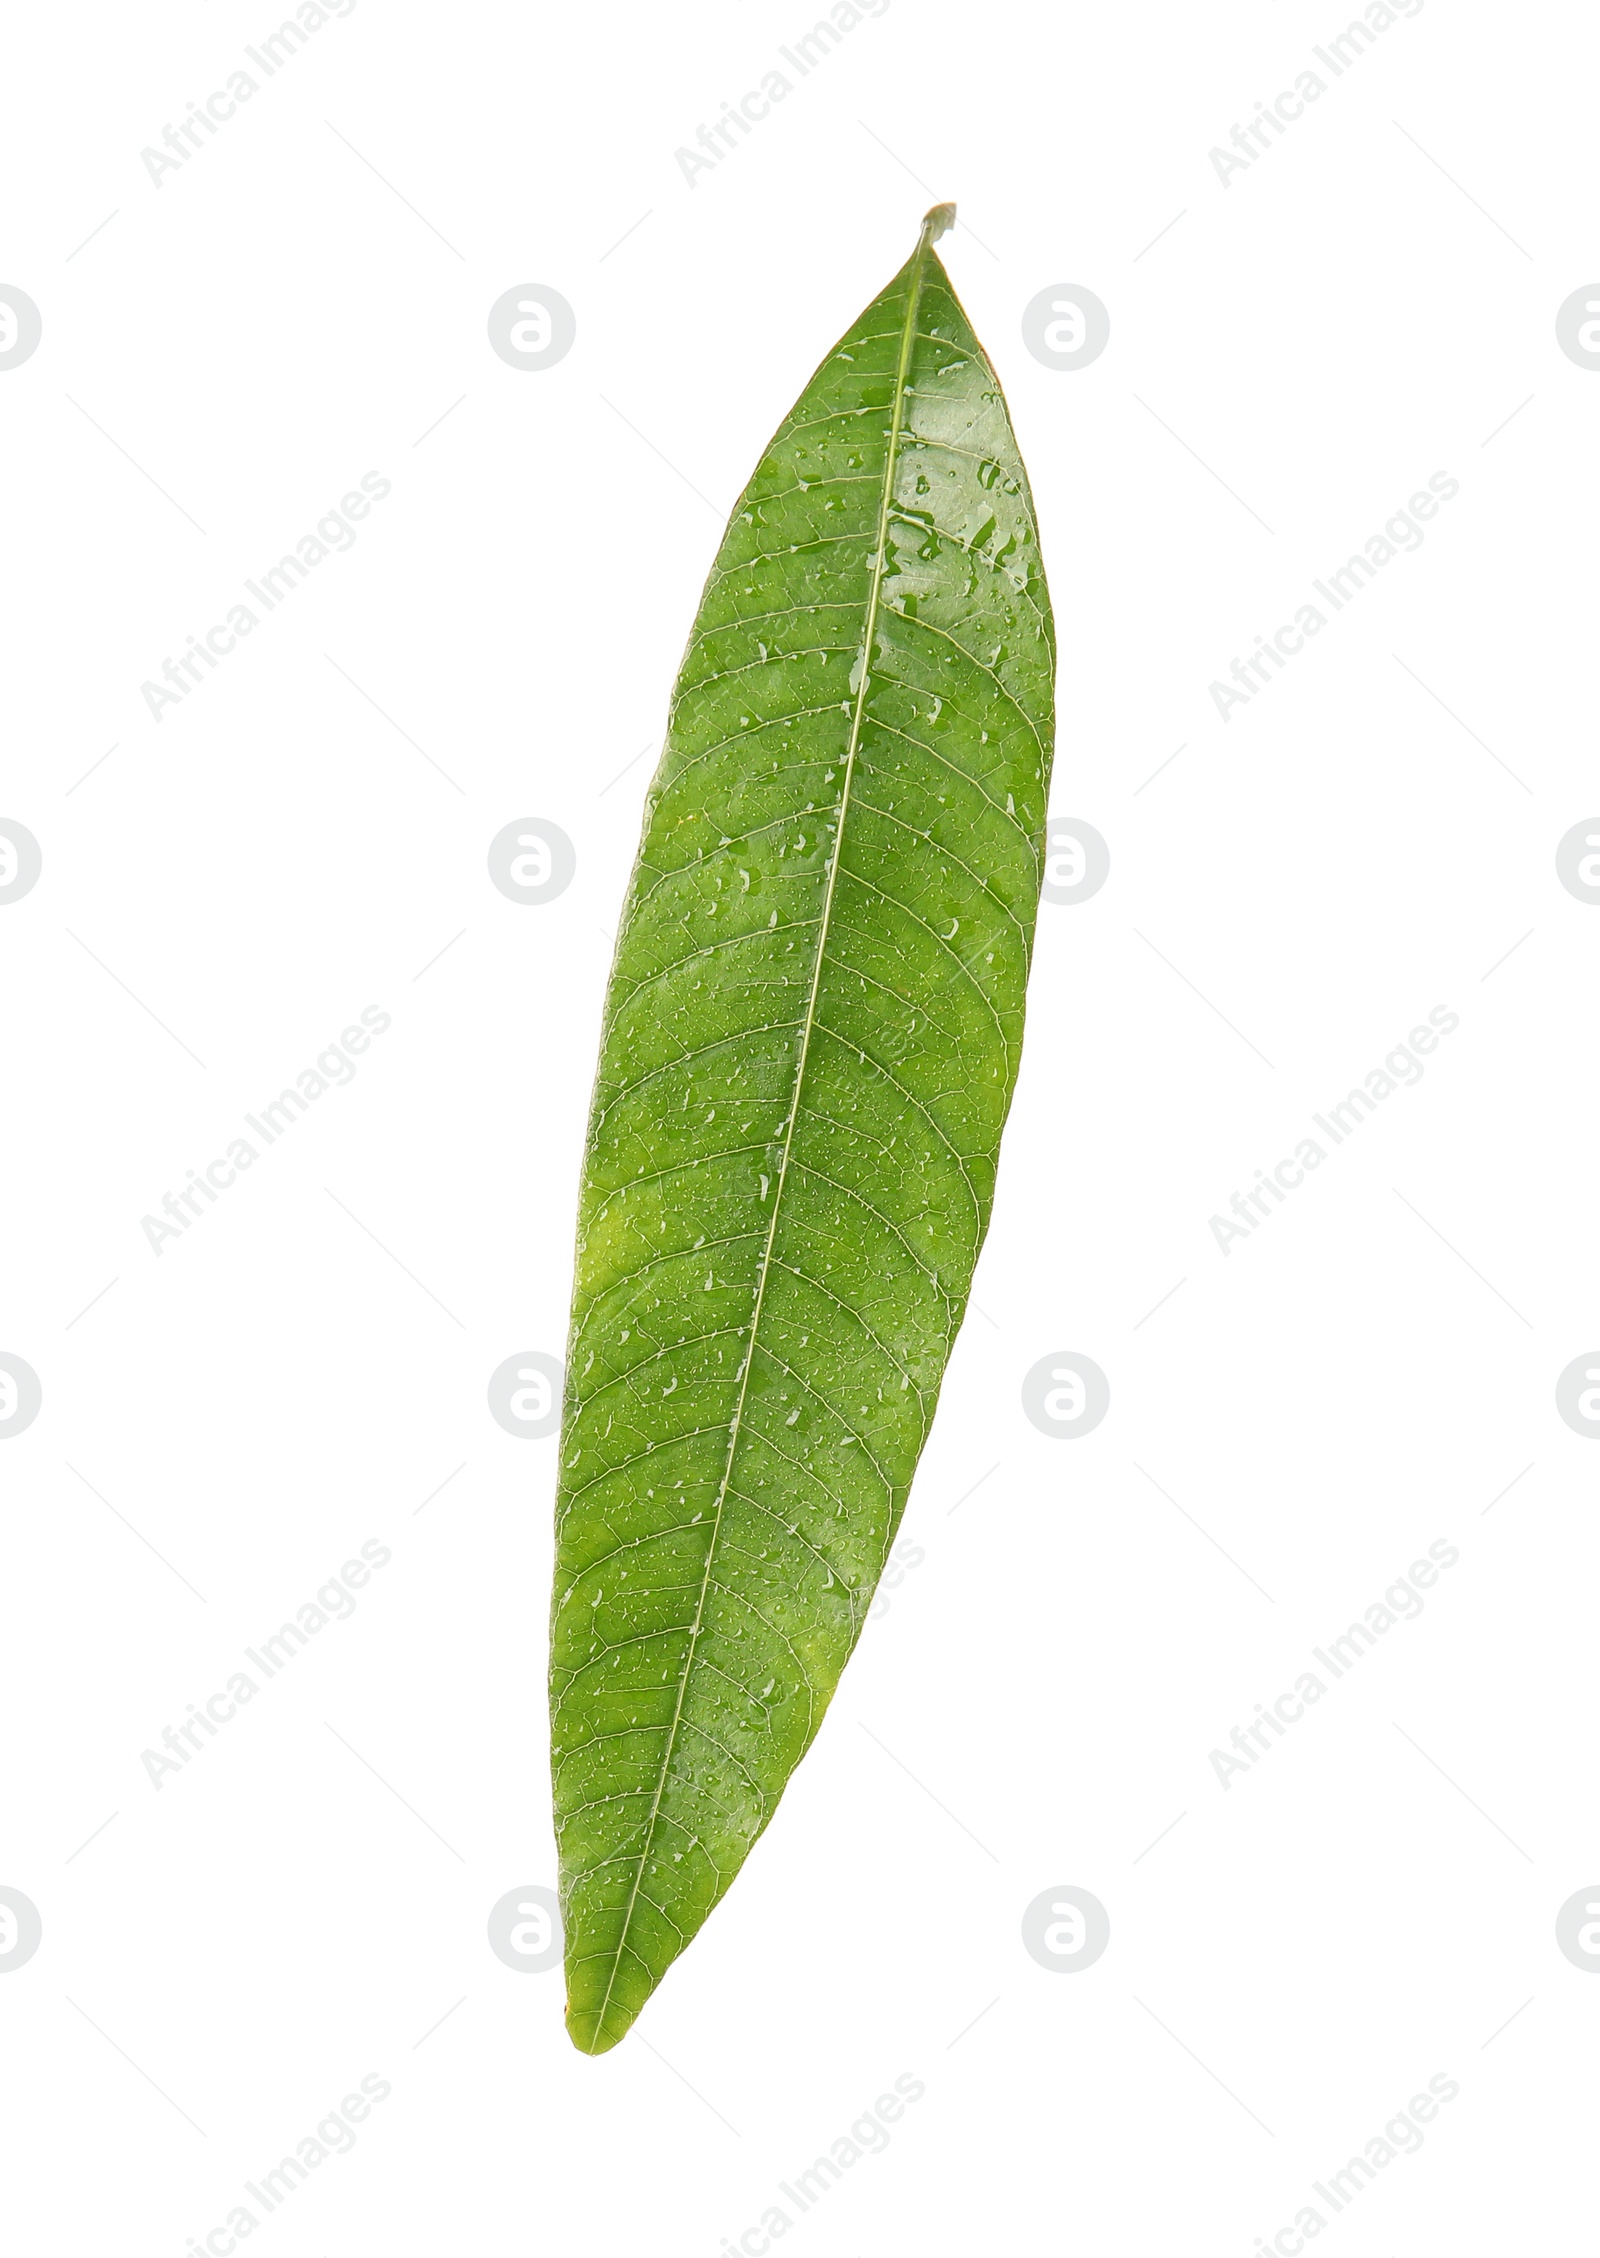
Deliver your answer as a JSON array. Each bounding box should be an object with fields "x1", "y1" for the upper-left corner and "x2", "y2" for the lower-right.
[{"x1": 582, "y1": 225, "x2": 939, "y2": 2044}]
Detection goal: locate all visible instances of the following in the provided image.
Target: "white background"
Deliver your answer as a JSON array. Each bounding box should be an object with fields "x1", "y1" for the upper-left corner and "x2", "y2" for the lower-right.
[{"x1": 3, "y1": 0, "x2": 1597, "y2": 2250}]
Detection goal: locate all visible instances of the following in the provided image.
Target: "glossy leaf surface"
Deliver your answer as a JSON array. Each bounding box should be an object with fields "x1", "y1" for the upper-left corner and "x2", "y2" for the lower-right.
[{"x1": 551, "y1": 207, "x2": 1056, "y2": 2052}]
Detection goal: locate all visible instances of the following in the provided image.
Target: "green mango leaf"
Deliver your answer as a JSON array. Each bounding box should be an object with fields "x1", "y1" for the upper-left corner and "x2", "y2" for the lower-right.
[{"x1": 551, "y1": 205, "x2": 1056, "y2": 2053}]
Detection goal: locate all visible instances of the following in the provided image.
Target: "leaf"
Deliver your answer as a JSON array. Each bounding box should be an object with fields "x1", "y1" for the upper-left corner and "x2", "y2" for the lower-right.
[{"x1": 550, "y1": 204, "x2": 1056, "y2": 2053}]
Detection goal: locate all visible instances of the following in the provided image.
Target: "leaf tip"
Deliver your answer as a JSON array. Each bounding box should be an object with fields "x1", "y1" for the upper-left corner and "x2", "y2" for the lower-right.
[
  {"x1": 921, "y1": 201, "x2": 956, "y2": 246},
  {"x1": 565, "y1": 1998, "x2": 632, "y2": 2056}
]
